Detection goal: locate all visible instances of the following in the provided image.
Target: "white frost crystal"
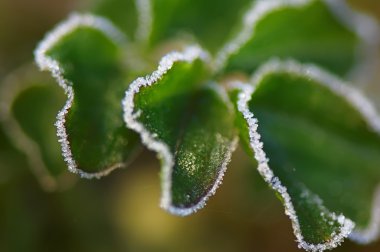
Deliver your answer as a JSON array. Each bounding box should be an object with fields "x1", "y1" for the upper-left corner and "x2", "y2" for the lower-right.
[
  {"x1": 231, "y1": 59, "x2": 380, "y2": 251},
  {"x1": 122, "y1": 46, "x2": 238, "y2": 216},
  {"x1": 215, "y1": 0, "x2": 380, "y2": 84},
  {"x1": 34, "y1": 13, "x2": 127, "y2": 179},
  {"x1": 135, "y1": 0, "x2": 152, "y2": 42}
]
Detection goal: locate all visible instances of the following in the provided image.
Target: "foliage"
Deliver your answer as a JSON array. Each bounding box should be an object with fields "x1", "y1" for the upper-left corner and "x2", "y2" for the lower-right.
[{"x1": 2, "y1": 0, "x2": 380, "y2": 251}]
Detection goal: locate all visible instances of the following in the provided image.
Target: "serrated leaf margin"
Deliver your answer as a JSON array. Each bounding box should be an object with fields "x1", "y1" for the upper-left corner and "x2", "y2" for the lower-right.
[
  {"x1": 122, "y1": 46, "x2": 238, "y2": 216},
  {"x1": 231, "y1": 59, "x2": 380, "y2": 251},
  {"x1": 34, "y1": 13, "x2": 129, "y2": 179}
]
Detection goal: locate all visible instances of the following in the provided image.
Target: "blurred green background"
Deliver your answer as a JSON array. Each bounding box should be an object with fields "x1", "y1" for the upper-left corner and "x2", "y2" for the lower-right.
[{"x1": 1, "y1": 0, "x2": 380, "y2": 251}]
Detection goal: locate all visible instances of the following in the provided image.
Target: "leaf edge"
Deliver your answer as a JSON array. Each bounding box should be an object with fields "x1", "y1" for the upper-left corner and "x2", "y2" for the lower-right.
[
  {"x1": 122, "y1": 46, "x2": 239, "y2": 216},
  {"x1": 230, "y1": 58, "x2": 380, "y2": 250},
  {"x1": 214, "y1": 0, "x2": 380, "y2": 84},
  {"x1": 34, "y1": 13, "x2": 131, "y2": 179}
]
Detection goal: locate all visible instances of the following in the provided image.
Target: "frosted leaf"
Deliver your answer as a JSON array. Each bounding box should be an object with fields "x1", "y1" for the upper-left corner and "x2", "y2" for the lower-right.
[
  {"x1": 134, "y1": 0, "x2": 152, "y2": 42},
  {"x1": 123, "y1": 46, "x2": 238, "y2": 215},
  {"x1": 215, "y1": 0, "x2": 380, "y2": 84},
  {"x1": 34, "y1": 13, "x2": 140, "y2": 179},
  {"x1": 229, "y1": 59, "x2": 380, "y2": 250},
  {"x1": 147, "y1": 0, "x2": 251, "y2": 50},
  {"x1": 92, "y1": 0, "x2": 153, "y2": 42},
  {"x1": 91, "y1": 0, "x2": 135, "y2": 39}
]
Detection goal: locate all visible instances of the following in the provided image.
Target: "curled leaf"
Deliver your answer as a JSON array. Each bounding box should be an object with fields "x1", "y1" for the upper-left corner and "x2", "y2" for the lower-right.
[
  {"x1": 216, "y1": 0, "x2": 379, "y2": 82},
  {"x1": 92, "y1": 0, "x2": 138, "y2": 39},
  {"x1": 34, "y1": 14, "x2": 140, "y2": 179},
  {"x1": 123, "y1": 47, "x2": 238, "y2": 215},
  {"x1": 146, "y1": 0, "x2": 251, "y2": 51},
  {"x1": 0, "y1": 65, "x2": 71, "y2": 191},
  {"x1": 230, "y1": 59, "x2": 380, "y2": 251}
]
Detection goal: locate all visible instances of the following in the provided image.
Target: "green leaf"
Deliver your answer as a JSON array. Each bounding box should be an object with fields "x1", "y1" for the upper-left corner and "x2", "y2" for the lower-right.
[
  {"x1": 230, "y1": 59, "x2": 380, "y2": 251},
  {"x1": 92, "y1": 0, "x2": 137, "y2": 39},
  {"x1": 0, "y1": 65, "x2": 70, "y2": 191},
  {"x1": 216, "y1": 0, "x2": 362, "y2": 77},
  {"x1": 148, "y1": 0, "x2": 251, "y2": 51},
  {"x1": 34, "y1": 14, "x2": 140, "y2": 179},
  {"x1": 12, "y1": 80, "x2": 66, "y2": 176},
  {"x1": 123, "y1": 47, "x2": 238, "y2": 215}
]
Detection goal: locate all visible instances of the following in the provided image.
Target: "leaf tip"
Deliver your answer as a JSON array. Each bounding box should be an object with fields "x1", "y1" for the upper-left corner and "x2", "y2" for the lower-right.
[{"x1": 160, "y1": 137, "x2": 239, "y2": 217}]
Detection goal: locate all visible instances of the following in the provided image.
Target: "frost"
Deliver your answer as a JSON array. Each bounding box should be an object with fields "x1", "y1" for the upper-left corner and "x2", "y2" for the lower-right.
[
  {"x1": 29, "y1": 1, "x2": 380, "y2": 248},
  {"x1": 215, "y1": 0, "x2": 310, "y2": 71},
  {"x1": 233, "y1": 81, "x2": 354, "y2": 251},
  {"x1": 231, "y1": 59, "x2": 380, "y2": 250},
  {"x1": 214, "y1": 0, "x2": 380, "y2": 84},
  {"x1": 250, "y1": 59, "x2": 380, "y2": 133},
  {"x1": 122, "y1": 46, "x2": 238, "y2": 216},
  {"x1": 135, "y1": 0, "x2": 152, "y2": 42},
  {"x1": 178, "y1": 152, "x2": 197, "y2": 176},
  {"x1": 205, "y1": 82, "x2": 234, "y2": 112},
  {"x1": 34, "y1": 13, "x2": 127, "y2": 179}
]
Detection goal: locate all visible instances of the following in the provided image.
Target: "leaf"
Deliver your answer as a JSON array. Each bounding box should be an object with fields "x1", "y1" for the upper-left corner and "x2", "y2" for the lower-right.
[
  {"x1": 229, "y1": 59, "x2": 380, "y2": 251},
  {"x1": 216, "y1": 0, "x2": 374, "y2": 78},
  {"x1": 147, "y1": 0, "x2": 251, "y2": 51},
  {"x1": 0, "y1": 65, "x2": 71, "y2": 191},
  {"x1": 92, "y1": 0, "x2": 138, "y2": 39},
  {"x1": 34, "y1": 14, "x2": 140, "y2": 179},
  {"x1": 12, "y1": 78, "x2": 66, "y2": 176},
  {"x1": 123, "y1": 47, "x2": 238, "y2": 215}
]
